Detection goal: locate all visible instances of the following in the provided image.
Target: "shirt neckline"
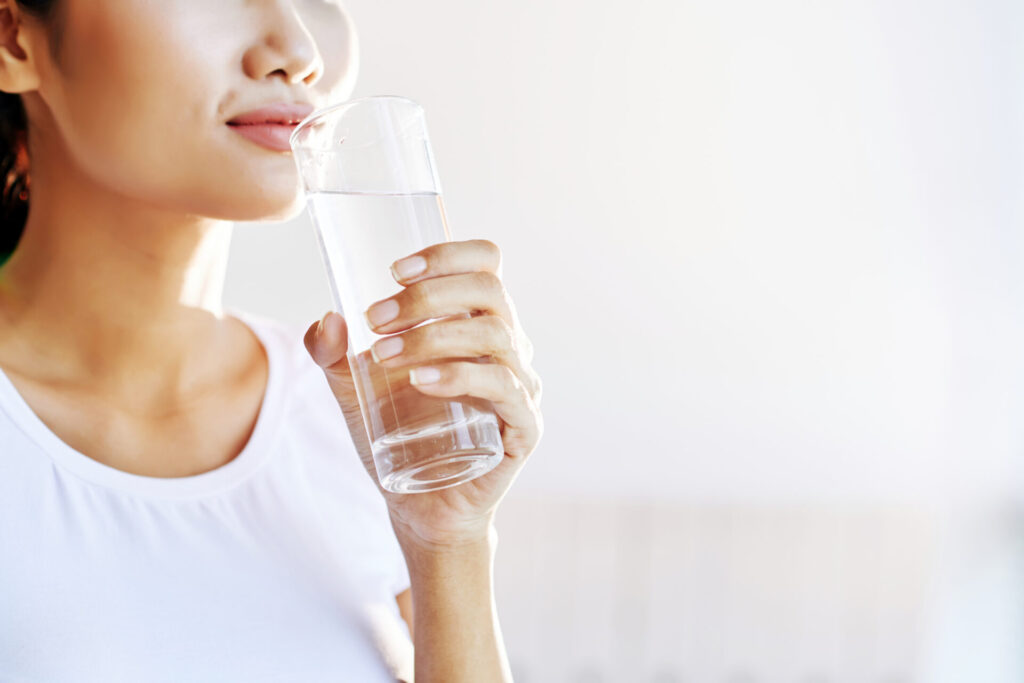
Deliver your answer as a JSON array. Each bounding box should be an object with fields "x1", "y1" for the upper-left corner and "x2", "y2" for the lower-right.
[{"x1": 0, "y1": 307, "x2": 286, "y2": 500}]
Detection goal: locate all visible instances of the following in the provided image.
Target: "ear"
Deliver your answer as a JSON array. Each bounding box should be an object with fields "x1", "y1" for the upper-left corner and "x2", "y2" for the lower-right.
[{"x1": 0, "y1": 0, "x2": 42, "y2": 95}]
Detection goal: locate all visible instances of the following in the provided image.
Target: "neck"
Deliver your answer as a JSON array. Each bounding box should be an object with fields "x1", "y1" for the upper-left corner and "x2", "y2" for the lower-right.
[{"x1": 0, "y1": 128, "x2": 237, "y2": 404}]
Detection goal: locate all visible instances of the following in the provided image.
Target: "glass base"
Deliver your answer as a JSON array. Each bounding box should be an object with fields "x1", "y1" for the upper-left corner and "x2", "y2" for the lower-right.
[
  {"x1": 379, "y1": 449, "x2": 503, "y2": 494},
  {"x1": 373, "y1": 409, "x2": 504, "y2": 494}
]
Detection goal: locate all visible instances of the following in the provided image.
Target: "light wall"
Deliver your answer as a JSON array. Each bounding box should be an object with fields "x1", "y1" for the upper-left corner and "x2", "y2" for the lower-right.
[{"x1": 225, "y1": 0, "x2": 1023, "y2": 504}]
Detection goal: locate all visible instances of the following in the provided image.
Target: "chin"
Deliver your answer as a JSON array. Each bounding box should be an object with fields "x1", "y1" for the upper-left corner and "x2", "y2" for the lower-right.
[
  {"x1": 187, "y1": 187, "x2": 305, "y2": 222},
  {"x1": 232, "y1": 166, "x2": 309, "y2": 219},
  {"x1": 263, "y1": 194, "x2": 309, "y2": 222},
  {"x1": 233, "y1": 190, "x2": 308, "y2": 223}
]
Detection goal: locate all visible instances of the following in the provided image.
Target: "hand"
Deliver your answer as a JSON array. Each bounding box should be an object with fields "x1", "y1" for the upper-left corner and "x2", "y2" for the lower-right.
[{"x1": 303, "y1": 239, "x2": 544, "y2": 552}]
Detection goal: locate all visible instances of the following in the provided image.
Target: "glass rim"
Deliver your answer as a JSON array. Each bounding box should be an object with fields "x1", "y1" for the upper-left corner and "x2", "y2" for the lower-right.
[{"x1": 289, "y1": 95, "x2": 423, "y2": 149}]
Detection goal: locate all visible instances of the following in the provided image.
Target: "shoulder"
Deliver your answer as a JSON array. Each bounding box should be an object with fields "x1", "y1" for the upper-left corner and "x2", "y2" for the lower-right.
[
  {"x1": 227, "y1": 309, "x2": 322, "y2": 391},
  {"x1": 233, "y1": 310, "x2": 374, "y2": 474},
  {"x1": 225, "y1": 309, "x2": 345, "y2": 437}
]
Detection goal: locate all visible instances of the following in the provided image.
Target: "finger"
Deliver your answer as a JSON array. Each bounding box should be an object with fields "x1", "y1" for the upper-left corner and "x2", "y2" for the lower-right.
[
  {"x1": 304, "y1": 311, "x2": 350, "y2": 374},
  {"x1": 389, "y1": 238, "x2": 502, "y2": 286},
  {"x1": 364, "y1": 270, "x2": 518, "y2": 335},
  {"x1": 407, "y1": 360, "x2": 542, "y2": 459},
  {"x1": 304, "y1": 311, "x2": 370, "y2": 426},
  {"x1": 369, "y1": 314, "x2": 538, "y2": 393},
  {"x1": 308, "y1": 309, "x2": 540, "y2": 406}
]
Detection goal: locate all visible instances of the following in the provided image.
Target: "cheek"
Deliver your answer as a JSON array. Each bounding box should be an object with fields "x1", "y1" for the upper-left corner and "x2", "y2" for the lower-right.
[{"x1": 53, "y1": 1, "x2": 228, "y2": 199}]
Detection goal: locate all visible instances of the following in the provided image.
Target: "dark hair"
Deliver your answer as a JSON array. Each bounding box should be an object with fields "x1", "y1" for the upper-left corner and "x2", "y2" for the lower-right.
[{"x1": 0, "y1": 0, "x2": 63, "y2": 268}]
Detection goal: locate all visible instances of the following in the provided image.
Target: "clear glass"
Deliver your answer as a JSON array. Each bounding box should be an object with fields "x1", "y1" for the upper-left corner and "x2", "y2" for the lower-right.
[{"x1": 290, "y1": 96, "x2": 504, "y2": 494}]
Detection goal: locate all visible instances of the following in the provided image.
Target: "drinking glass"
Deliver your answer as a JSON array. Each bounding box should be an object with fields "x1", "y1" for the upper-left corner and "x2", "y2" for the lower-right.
[{"x1": 290, "y1": 96, "x2": 504, "y2": 494}]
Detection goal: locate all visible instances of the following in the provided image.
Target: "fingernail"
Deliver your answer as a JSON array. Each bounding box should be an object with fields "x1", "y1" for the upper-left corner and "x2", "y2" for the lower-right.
[
  {"x1": 365, "y1": 299, "x2": 399, "y2": 328},
  {"x1": 391, "y1": 255, "x2": 427, "y2": 281},
  {"x1": 371, "y1": 336, "x2": 404, "y2": 362},
  {"x1": 410, "y1": 366, "x2": 441, "y2": 385}
]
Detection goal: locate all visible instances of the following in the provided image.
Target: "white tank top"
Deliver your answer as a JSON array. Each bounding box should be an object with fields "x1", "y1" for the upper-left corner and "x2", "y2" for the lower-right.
[{"x1": 0, "y1": 307, "x2": 413, "y2": 682}]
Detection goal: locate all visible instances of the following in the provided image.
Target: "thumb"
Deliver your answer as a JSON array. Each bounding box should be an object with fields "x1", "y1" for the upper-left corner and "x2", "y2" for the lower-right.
[
  {"x1": 304, "y1": 310, "x2": 378, "y2": 477},
  {"x1": 304, "y1": 310, "x2": 351, "y2": 372}
]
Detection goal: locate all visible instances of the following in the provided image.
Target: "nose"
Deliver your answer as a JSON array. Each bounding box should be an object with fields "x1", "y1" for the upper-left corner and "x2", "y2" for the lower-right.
[{"x1": 242, "y1": 0, "x2": 324, "y2": 86}]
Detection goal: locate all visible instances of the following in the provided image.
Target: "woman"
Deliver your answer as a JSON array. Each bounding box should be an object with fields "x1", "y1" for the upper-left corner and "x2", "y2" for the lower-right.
[{"x1": 0, "y1": 0, "x2": 543, "y2": 681}]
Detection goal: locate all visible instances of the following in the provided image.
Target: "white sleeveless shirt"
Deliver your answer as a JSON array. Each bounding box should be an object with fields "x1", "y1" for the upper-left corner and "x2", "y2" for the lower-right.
[{"x1": 0, "y1": 308, "x2": 413, "y2": 682}]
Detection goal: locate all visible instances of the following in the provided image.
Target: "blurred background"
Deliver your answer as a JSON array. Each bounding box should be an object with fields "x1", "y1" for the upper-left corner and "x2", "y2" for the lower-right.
[{"x1": 225, "y1": 0, "x2": 1024, "y2": 680}]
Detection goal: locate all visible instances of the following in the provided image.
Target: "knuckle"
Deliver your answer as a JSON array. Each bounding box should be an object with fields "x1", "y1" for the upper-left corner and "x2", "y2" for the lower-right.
[
  {"x1": 474, "y1": 270, "x2": 514, "y2": 319},
  {"x1": 471, "y1": 269, "x2": 502, "y2": 294},
  {"x1": 421, "y1": 242, "x2": 443, "y2": 260},
  {"x1": 456, "y1": 361, "x2": 479, "y2": 388},
  {"x1": 400, "y1": 328, "x2": 425, "y2": 355},
  {"x1": 501, "y1": 364, "x2": 524, "y2": 391},
  {"x1": 485, "y1": 313, "x2": 514, "y2": 342},
  {"x1": 530, "y1": 371, "x2": 543, "y2": 402},
  {"x1": 421, "y1": 319, "x2": 455, "y2": 352},
  {"x1": 404, "y1": 278, "x2": 436, "y2": 311},
  {"x1": 443, "y1": 361, "x2": 463, "y2": 383},
  {"x1": 516, "y1": 330, "x2": 535, "y2": 361},
  {"x1": 476, "y1": 238, "x2": 501, "y2": 261},
  {"x1": 434, "y1": 322, "x2": 461, "y2": 353}
]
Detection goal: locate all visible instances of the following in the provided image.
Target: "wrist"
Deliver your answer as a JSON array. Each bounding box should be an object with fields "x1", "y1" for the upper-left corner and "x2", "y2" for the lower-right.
[
  {"x1": 388, "y1": 507, "x2": 498, "y2": 557},
  {"x1": 394, "y1": 522, "x2": 498, "y2": 563}
]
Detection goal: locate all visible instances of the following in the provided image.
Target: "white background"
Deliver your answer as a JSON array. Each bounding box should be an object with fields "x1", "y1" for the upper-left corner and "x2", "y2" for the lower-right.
[{"x1": 226, "y1": 0, "x2": 1023, "y2": 505}]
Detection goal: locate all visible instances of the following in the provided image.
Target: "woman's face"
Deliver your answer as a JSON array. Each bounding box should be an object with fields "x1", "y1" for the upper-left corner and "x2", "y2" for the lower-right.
[{"x1": 24, "y1": 0, "x2": 357, "y2": 222}]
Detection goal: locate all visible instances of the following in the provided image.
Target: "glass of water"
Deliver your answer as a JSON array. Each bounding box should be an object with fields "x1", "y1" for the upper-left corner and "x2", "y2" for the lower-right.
[{"x1": 289, "y1": 96, "x2": 504, "y2": 494}]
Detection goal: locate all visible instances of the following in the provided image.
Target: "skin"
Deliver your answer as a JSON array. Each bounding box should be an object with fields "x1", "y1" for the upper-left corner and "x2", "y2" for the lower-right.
[{"x1": 0, "y1": 1, "x2": 543, "y2": 681}]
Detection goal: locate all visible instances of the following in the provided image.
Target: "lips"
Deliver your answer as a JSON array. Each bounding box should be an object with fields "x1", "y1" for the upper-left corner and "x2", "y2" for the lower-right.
[{"x1": 227, "y1": 102, "x2": 315, "y2": 152}]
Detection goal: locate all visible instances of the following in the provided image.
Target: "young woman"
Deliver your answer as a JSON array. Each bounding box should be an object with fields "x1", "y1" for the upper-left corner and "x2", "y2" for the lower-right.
[{"x1": 0, "y1": 1, "x2": 543, "y2": 681}]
